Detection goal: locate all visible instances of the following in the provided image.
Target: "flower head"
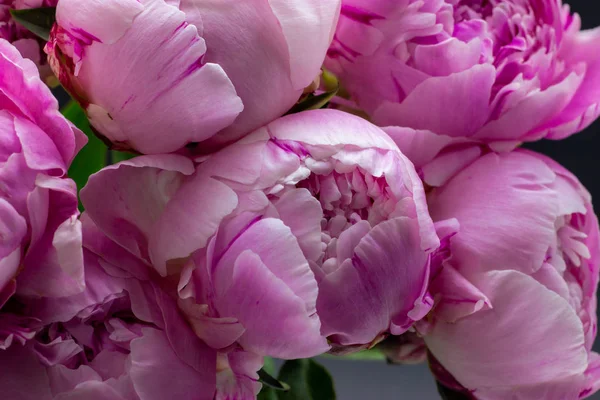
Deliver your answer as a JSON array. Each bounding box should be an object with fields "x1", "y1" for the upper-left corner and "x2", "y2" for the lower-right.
[
  {"x1": 0, "y1": 39, "x2": 84, "y2": 349},
  {"x1": 327, "y1": 0, "x2": 600, "y2": 147},
  {"x1": 81, "y1": 110, "x2": 441, "y2": 361},
  {"x1": 46, "y1": 0, "x2": 340, "y2": 154},
  {"x1": 422, "y1": 150, "x2": 600, "y2": 399}
]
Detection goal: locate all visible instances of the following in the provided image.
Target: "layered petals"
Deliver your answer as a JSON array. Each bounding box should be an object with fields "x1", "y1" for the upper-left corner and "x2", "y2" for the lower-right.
[
  {"x1": 47, "y1": 0, "x2": 341, "y2": 154},
  {"x1": 82, "y1": 109, "x2": 439, "y2": 359},
  {"x1": 0, "y1": 249, "x2": 218, "y2": 400},
  {"x1": 0, "y1": 40, "x2": 83, "y2": 348},
  {"x1": 424, "y1": 150, "x2": 600, "y2": 399},
  {"x1": 328, "y1": 0, "x2": 600, "y2": 149}
]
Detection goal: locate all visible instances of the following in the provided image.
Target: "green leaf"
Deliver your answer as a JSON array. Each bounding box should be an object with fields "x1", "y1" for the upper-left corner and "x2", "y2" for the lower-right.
[
  {"x1": 436, "y1": 382, "x2": 473, "y2": 400},
  {"x1": 112, "y1": 150, "x2": 136, "y2": 163},
  {"x1": 62, "y1": 100, "x2": 107, "y2": 209},
  {"x1": 10, "y1": 7, "x2": 56, "y2": 41},
  {"x1": 257, "y1": 358, "x2": 283, "y2": 400},
  {"x1": 258, "y1": 369, "x2": 289, "y2": 392},
  {"x1": 286, "y1": 70, "x2": 339, "y2": 115},
  {"x1": 277, "y1": 359, "x2": 336, "y2": 400},
  {"x1": 286, "y1": 89, "x2": 339, "y2": 115},
  {"x1": 323, "y1": 349, "x2": 386, "y2": 362}
]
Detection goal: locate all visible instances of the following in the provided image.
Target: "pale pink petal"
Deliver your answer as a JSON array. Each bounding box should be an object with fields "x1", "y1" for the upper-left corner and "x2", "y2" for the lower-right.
[
  {"x1": 81, "y1": 155, "x2": 194, "y2": 260},
  {"x1": 318, "y1": 217, "x2": 431, "y2": 345},
  {"x1": 130, "y1": 328, "x2": 216, "y2": 400},
  {"x1": 373, "y1": 65, "x2": 496, "y2": 138},
  {"x1": 149, "y1": 175, "x2": 238, "y2": 276},
  {"x1": 218, "y1": 250, "x2": 329, "y2": 359},
  {"x1": 428, "y1": 152, "x2": 559, "y2": 275},
  {"x1": 268, "y1": 0, "x2": 340, "y2": 89},
  {"x1": 425, "y1": 270, "x2": 588, "y2": 390}
]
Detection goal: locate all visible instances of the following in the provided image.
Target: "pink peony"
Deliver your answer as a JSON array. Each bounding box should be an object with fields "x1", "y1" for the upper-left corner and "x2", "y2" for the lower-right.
[
  {"x1": 82, "y1": 215, "x2": 264, "y2": 400},
  {"x1": 80, "y1": 109, "x2": 441, "y2": 364},
  {"x1": 0, "y1": 0, "x2": 57, "y2": 81},
  {"x1": 0, "y1": 246, "x2": 217, "y2": 400},
  {"x1": 327, "y1": 0, "x2": 600, "y2": 148},
  {"x1": 0, "y1": 39, "x2": 84, "y2": 349},
  {"x1": 421, "y1": 150, "x2": 600, "y2": 399},
  {"x1": 46, "y1": 0, "x2": 341, "y2": 154}
]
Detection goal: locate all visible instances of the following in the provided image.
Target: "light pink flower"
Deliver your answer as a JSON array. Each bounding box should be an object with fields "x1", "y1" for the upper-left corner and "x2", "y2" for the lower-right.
[
  {"x1": 422, "y1": 150, "x2": 600, "y2": 399},
  {"x1": 46, "y1": 0, "x2": 340, "y2": 154},
  {"x1": 81, "y1": 109, "x2": 440, "y2": 363},
  {"x1": 82, "y1": 215, "x2": 264, "y2": 399},
  {"x1": 0, "y1": 39, "x2": 84, "y2": 349},
  {"x1": 0, "y1": 0, "x2": 57, "y2": 81},
  {"x1": 0, "y1": 246, "x2": 217, "y2": 400},
  {"x1": 327, "y1": 0, "x2": 600, "y2": 148}
]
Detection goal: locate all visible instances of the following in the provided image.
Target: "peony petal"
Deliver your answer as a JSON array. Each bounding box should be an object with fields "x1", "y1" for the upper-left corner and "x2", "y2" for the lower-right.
[
  {"x1": 268, "y1": 0, "x2": 340, "y2": 89},
  {"x1": 56, "y1": 0, "x2": 143, "y2": 45},
  {"x1": 81, "y1": 155, "x2": 194, "y2": 261},
  {"x1": 149, "y1": 175, "x2": 238, "y2": 276},
  {"x1": 215, "y1": 218, "x2": 319, "y2": 315},
  {"x1": 0, "y1": 343, "x2": 53, "y2": 400},
  {"x1": 0, "y1": 198, "x2": 26, "y2": 261},
  {"x1": 373, "y1": 65, "x2": 496, "y2": 138},
  {"x1": 218, "y1": 250, "x2": 329, "y2": 358},
  {"x1": 428, "y1": 152, "x2": 559, "y2": 275},
  {"x1": 70, "y1": 0, "x2": 243, "y2": 154},
  {"x1": 272, "y1": 188, "x2": 323, "y2": 262},
  {"x1": 18, "y1": 176, "x2": 84, "y2": 298},
  {"x1": 130, "y1": 327, "x2": 216, "y2": 400},
  {"x1": 318, "y1": 217, "x2": 430, "y2": 345},
  {"x1": 425, "y1": 270, "x2": 588, "y2": 390}
]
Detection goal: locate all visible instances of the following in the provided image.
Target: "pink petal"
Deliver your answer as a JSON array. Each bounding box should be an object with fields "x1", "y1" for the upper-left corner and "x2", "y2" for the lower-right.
[
  {"x1": 268, "y1": 0, "x2": 340, "y2": 89},
  {"x1": 428, "y1": 152, "x2": 559, "y2": 275},
  {"x1": 318, "y1": 217, "x2": 431, "y2": 345},
  {"x1": 56, "y1": 0, "x2": 143, "y2": 45},
  {"x1": 149, "y1": 175, "x2": 238, "y2": 276},
  {"x1": 129, "y1": 327, "x2": 216, "y2": 400},
  {"x1": 425, "y1": 270, "x2": 588, "y2": 390},
  {"x1": 81, "y1": 155, "x2": 194, "y2": 261},
  {"x1": 272, "y1": 188, "x2": 323, "y2": 262},
  {"x1": 68, "y1": 0, "x2": 243, "y2": 154},
  {"x1": 374, "y1": 65, "x2": 496, "y2": 137},
  {"x1": 0, "y1": 343, "x2": 53, "y2": 400},
  {"x1": 219, "y1": 250, "x2": 329, "y2": 359}
]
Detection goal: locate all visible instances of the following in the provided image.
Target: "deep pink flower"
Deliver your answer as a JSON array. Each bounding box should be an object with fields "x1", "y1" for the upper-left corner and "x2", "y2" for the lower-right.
[
  {"x1": 46, "y1": 0, "x2": 341, "y2": 154},
  {"x1": 421, "y1": 150, "x2": 600, "y2": 399},
  {"x1": 81, "y1": 109, "x2": 440, "y2": 366},
  {"x1": 327, "y1": 0, "x2": 600, "y2": 148},
  {"x1": 0, "y1": 39, "x2": 84, "y2": 349},
  {"x1": 0, "y1": 0, "x2": 57, "y2": 81},
  {"x1": 0, "y1": 247, "x2": 217, "y2": 400}
]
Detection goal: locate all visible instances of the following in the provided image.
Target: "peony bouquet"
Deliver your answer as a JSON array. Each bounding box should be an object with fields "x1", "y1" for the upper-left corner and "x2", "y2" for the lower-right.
[{"x1": 1, "y1": 0, "x2": 600, "y2": 398}]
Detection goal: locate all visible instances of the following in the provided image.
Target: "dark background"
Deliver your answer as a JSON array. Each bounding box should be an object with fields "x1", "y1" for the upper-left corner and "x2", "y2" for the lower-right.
[{"x1": 324, "y1": 0, "x2": 600, "y2": 398}]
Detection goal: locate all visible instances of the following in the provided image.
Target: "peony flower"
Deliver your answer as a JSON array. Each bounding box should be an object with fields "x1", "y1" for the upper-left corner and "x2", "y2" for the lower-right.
[
  {"x1": 0, "y1": 39, "x2": 84, "y2": 349},
  {"x1": 80, "y1": 109, "x2": 440, "y2": 360},
  {"x1": 327, "y1": 0, "x2": 600, "y2": 148},
  {"x1": 421, "y1": 150, "x2": 600, "y2": 399},
  {"x1": 0, "y1": 247, "x2": 217, "y2": 400},
  {"x1": 82, "y1": 214, "x2": 264, "y2": 399},
  {"x1": 0, "y1": 0, "x2": 57, "y2": 82},
  {"x1": 46, "y1": 0, "x2": 341, "y2": 154}
]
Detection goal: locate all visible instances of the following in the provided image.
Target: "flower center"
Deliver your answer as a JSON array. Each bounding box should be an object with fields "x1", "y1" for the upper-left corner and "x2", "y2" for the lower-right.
[
  {"x1": 556, "y1": 214, "x2": 591, "y2": 270},
  {"x1": 296, "y1": 167, "x2": 395, "y2": 271}
]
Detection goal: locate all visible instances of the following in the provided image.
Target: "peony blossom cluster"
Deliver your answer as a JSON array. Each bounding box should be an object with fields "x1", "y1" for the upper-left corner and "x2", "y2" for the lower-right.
[{"x1": 0, "y1": 0, "x2": 599, "y2": 399}]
